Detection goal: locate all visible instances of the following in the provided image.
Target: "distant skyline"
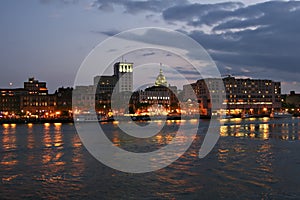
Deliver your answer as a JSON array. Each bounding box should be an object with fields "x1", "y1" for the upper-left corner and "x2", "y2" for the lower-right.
[{"x1": 1, "y1": 0, "x2": 300, "y2": 93}]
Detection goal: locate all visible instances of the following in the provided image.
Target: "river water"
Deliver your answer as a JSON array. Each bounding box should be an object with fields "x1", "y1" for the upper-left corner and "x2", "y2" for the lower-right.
[{"x1": 1, "y1": 118, "x2": 300, "y2": 199}]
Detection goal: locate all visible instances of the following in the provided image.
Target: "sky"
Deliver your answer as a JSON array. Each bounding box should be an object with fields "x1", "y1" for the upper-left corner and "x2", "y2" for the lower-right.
[{"x1": 1, "y1": 0, "x2": 300, "y2": 93}]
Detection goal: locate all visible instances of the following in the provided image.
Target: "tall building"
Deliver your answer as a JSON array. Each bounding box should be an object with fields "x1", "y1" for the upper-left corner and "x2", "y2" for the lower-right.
[
  {"x1": 73, "y1": 62, "x2": 134, "y2": 115},
  {"x1": 113, "y1": 62, "x2": 133, "y2": 92}
]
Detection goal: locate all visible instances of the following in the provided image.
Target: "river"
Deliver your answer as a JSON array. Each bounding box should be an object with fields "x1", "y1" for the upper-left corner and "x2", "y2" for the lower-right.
[{"x1": 1, "y1": 118, "x2": 300, "y2": 199}]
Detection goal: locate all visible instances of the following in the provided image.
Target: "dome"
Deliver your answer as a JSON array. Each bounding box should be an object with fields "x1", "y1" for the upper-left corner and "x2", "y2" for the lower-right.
[{"x1": 155, "y1": 69, "x2": 167, "y2": 87}]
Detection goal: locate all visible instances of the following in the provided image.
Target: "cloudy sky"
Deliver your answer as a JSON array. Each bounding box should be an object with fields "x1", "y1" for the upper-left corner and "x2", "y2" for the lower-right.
[{"x1": 1, "y1": 0, "x2": 300, "y2": 93}]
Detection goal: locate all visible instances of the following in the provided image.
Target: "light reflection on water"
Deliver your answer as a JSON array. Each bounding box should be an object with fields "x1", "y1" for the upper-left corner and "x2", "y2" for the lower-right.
[
  {"x1": 220, "y1": 117, "x2": 300, "y2": 141},
  {"x1": 0, "y1": 118, "x2": 300, "y2": 199},
  {"x1": 1, "y1": 124, "x2": 18, "y2": 169}
]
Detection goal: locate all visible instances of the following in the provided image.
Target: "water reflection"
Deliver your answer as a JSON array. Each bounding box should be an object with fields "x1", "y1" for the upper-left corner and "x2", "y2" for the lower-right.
[
  {"x1": 112, "y1": 130, "x2": 121, "y2": 147},
  {"x1": 218, "y1": 148, "x2": 229, "y2": 163},
  {"x1": 54, "y1": 123, "x2": 63, "y2": 149},
  {"x1": 70, "y1": 133, "x2": 84, "y2": 182},
  {"x1": 1, "y1": 121, "x2": 300, "y2": 199},
  {"x1": 42, "y1": 123, "x2": 65, "y2": 173},
  {"x1": 1, "y1": 124, "x2": 18, "y2": 168},
  {"x1": 220, "y1": 118, "x2": 300, "y2": 141},
  {"x1": 0, "y1": 123, "x2": 87, "y2": 198},
  {"x1": 27, "y1": 123, "x2": 34, "y2": 149},
  {"x1": 215, "y1": 139, "x2": 278, "y2": 195}
]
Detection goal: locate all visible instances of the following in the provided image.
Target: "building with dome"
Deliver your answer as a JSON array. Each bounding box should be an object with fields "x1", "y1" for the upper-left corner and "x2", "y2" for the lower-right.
[
  {"x1": 155, "y1": 69, "x2": 168, "y2": 87},
  {"x1": 133, "y1": 69, "x2": 179, "y2": 113}
]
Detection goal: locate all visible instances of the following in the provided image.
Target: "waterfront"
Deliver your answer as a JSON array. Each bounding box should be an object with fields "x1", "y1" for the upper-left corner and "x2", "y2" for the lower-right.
[{"x1": 1, "y1": 118, "x2": 300, "y2": 199}]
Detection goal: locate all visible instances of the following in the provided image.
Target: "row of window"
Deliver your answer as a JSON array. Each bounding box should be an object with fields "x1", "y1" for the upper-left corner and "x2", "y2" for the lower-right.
[{"x1": 146, "y1": 96, "x2": 170, "y2": 100}]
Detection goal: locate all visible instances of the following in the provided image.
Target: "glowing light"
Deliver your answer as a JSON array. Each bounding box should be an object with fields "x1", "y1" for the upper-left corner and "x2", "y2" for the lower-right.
[{"x1": 54, "y1": 123, "x2": 62, "y2": 127}]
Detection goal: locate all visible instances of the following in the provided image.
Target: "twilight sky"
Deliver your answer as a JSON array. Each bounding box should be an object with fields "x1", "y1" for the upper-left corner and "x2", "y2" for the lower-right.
[{"x1": 1, "y1": 0, "x2": 300, "y2": 93}]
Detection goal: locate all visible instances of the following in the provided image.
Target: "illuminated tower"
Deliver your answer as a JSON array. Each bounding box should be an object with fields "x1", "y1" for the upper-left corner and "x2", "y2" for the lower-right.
[{"x1": 113, "y1": 62, "x2": 133, "y2": 92}]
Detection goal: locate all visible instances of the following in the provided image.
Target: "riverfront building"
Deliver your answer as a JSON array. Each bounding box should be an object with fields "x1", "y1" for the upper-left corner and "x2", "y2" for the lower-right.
[
  {"x1": 183, "y1": 76, "x2": 282, "y2": 116},
  {"x1": 113, "y1": 62, "x2": 133, "y2": 93},
  {"x1": 132, "y1": 69, "x2": 179, "y2": 113},
  {"x1": 0, "y1": 77, "x2": 58, "y2": 118},
  {"x1": 285, "y1": 91, "x2": 300, "y2": 108},
  {"x1": 73, "y1": 62, "x2": 134, "y2": 115},
  {"x1": 0, "y1": 88, "x2": 27, "y2": 114}
]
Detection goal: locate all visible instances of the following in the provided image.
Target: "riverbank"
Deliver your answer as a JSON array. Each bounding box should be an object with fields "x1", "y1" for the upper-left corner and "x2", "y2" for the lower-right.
[
  {"x1": 0, "y1": 118, "x2": 74, "y2": 124},
  {"x1": 1, "y1": 113, "x2": 299, "y2": 124}
]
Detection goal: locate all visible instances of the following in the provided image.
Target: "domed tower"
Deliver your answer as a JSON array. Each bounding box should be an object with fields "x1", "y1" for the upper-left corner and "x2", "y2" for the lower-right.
[{"x1": 155, "y1": 69, "x2": 168, "y2": 87}]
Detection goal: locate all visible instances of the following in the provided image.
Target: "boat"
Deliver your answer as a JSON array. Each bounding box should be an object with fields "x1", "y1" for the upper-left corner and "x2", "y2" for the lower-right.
[
  {"x1": 166, "y1": 112, "x2": 181, "y2": 120},
  {"x1": 270, "y1": 112, "x2": 293, "y2": 118},
  {"x1": 131, "y1": 115, "x2": 151, "y2": 121},
  {"x1": 242, "y1": 114, "x2": 251, "y2": 119},
  {"x1": 220, "y1": 115, "x2": 234, "y2": 119},
  {"x1": 74, "y1": 113, "x2": 99, "y2": 122}
]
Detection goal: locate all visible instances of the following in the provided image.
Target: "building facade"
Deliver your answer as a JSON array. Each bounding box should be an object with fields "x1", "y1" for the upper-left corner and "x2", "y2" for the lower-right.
[
  {"x1": 133, "y1": 69, "x2": 179, "y2": 113},
  {"x1": 72, "y1": 62, "x2": 134, "y2": 115},
  {"x1": 72, "y1": 85, "x2": 95, "y2": 112},
  {"x1": 223, "y1": 76, "x2": 281, "y2": 114},
  {"x1": 55, "y1": 87, "x2": 73, "y2": 116},
  {"x1": 183, "y1": 76, "x2": 281, "y2": 116},
  {"x1": 20, "y1": 78, "x2": 56, "y2": 116},
  {"x1": 285, "y1": 91, "x2": 300, "y2": 108},
  {"x1": 113, "y1": 62, "x2": 133, "y2": 93},
  {"x1": 0, "y1": 77, "x2": 58, "y2": 118},
  {"x1": 0, "y1": 89, "x2": 27, "y2": 114}
]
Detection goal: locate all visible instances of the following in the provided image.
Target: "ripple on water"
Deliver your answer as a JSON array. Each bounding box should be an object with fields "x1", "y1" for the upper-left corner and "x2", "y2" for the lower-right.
[{"x1": 0, "y1": 121, "x2": 300, "y2": 199}]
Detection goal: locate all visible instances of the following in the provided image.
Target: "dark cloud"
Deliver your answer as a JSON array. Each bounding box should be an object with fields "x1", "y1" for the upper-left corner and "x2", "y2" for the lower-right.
[
  {"x1": 163, "y1": 2, "x2": 244, "y2": 25},
  {"x1": 146, "y1": 14, "x2": 155, "y2": 19},
  {"x1": 92, "y1": 0, "x2": 188, "y2": 13},
  {"x1": 39, "y1": 0, "x2": 78, "y2": 5},
  {"x1": 161, "y1": 1, "x2": 300, "y2": 81},
  {"x1": 91, "y1": 29, "x2": 120, "y2": 36},
  {"x1": 142, "y1": 52, "x2": 155, "y2": 56},
  {"x1": 91, "y1": 0, "x2": 300, "y2": 83}
]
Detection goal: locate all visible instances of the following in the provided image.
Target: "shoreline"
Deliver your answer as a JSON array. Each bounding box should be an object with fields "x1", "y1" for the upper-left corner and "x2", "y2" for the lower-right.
[
  {"x1": 0, "y1": 118, "x2": 74, "y2": 125},
  {"x1": 1, "y1": 115, "x2": 299, "y2": 125}
]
